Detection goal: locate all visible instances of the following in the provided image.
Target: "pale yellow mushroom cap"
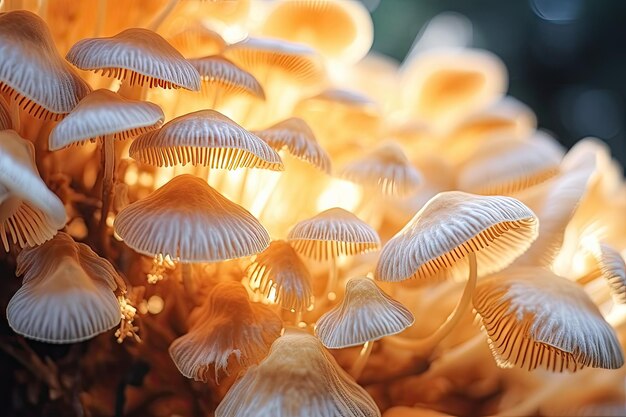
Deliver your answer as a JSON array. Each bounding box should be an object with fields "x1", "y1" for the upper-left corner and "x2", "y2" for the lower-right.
[
  {"x1": 376, "y1": 191, "x2": 538, "y2": 282},
  {"x1": 49, "y1": 89, "x2": 164, "y2": 151},
  {"x1": 316, "y1": 277, "x2": 414, "y2": 348},
  {"x1": 167, "y1": 22, "x2": 226, "y2": 59},
  {"x1": 114, "y1": 174, "x2": 270, "y2": 262},
  {"x1": 7, "y1": 232, "x2": 123, "y2": 343},
  {"x1": 474, "y1": 267, "x2": 624, "y2": 371},
  {"x1": 188, "y1": 55, "x2": 266, "y2": 100}
]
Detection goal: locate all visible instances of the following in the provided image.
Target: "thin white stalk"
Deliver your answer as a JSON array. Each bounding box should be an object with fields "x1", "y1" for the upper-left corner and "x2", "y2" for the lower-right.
[{"x1": 350, "y1": 341, "x2": 374, "y2": 380}]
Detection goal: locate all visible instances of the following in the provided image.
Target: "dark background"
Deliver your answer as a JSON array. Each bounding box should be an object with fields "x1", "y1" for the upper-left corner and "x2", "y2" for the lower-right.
[{"x1": 367, "y1": 0, "x2": 626, "y2": 166}]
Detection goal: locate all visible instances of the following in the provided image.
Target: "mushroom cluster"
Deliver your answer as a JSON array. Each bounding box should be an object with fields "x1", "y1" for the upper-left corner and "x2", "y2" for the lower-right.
[{"x1": 0, "y1": 1, "x2": 625, "y2": 416}]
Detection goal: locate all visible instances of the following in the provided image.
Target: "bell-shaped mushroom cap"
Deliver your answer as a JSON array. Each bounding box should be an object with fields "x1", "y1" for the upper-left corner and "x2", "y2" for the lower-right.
[
  {"x1": 457, "y1": 132, "x2": 563, "y2": 195},
  {"x1": 224, "y1": 37, "x2": 326, "y2": 87},
  {"x1": 66, "y1": 28, "x2": 201, "y2": 90},
  {"x1": 316, "y1": 277, "x2": 414, "y2": 348},
  {"x1": 0, "y1": 96, "x2": 12, "y2": 130},
  {"x1": 586, "y1": 243, "x2": 626, "y2": 303},
  {"x1": 253, "y1": 117, "x2": 331, "y2": 173},
  {"x1": 167, "y1": 22, "x2": 226, "y2": 58},
  {"x1": 188, "y1": 56, "x2": 265, "y2": 100},
  {"x1": 169, "y1": 281, "x2": 282, "y2": 382},
  {"x1": 129, "y1": 110, "x2": 283, "y2": 170},
  {"x1": 402, "y1": 48, "x2": 507, "y2": 129},
  {"x1": 114, "y1": 174, "x2": 270, "y2": 262},
  {"x1": 7, "y1": 232, "x2": 123, "y2": 343},
  {"x1": 0, "y1": 10, "x2": 91, "y2": 120},
  {"x1": 49, "y1": 89, "x2": 164, "y2": 150},
  {"x1": 340, "y1": 142, "x2": 423, "y2": 197},
  {"x1": 473, "y1": 267, "x2": 624, "y2": 371},
  {"x1": 376, "y1": 191, "x2": 538, "y2": 282},
  {"x1": 287, "y1": 208, "x2": 381, "y2": 260},
  {"x1": 261, "y1": 0, "x2": 373, "y2": 63},
  {"x1": 247, "y1": 240, "x2": 313, "y2": 312},
  {"x1": 0, "y1": 130, "x2": 66, "y2": 251},
  {"x1": 215, "y1": 329, "x2": 381, "y2": 417}
]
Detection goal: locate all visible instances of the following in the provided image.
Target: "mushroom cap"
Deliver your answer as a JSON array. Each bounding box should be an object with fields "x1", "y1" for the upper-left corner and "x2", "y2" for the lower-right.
[
  {"x1": 188, "y1": 56, "x2": 265, "y2": 100},
  {"x1": 474, "y1": 267, "x2": 624, "y2": 371},
  {"x1": 168, "y1": 281, "x2": 282, "y2": 382},
  {"x1": 129, "y1": 109, "x2": 283, "y2": 170},
  {"x1": 316, "y1": 277, "x2": 414, "y2": 348},
  {"x1": 215, "y1": 329, "x2": 381, "y2": 417},
  {"x1": 114, "y1": 174, "x2": 270, "y2": 262},
  {"x1": 0, "y1": 10, "x2": 91, "y2": 119},
  {"x1": 0, "y1": 96, "x2": 12, "y2": 130},
  {"x1": 457, "y1": 132, "x2": 563, "y2": 195},
  {"x1": 246, "y1": 240, "x2": 313, "y2": 312},
  {"x1": 167, "y1": 22, "x2": 226, "y2": 58},
  {"x1": 261, "y1": 0, "x2": 373, "y2": 63},
  {"x1": 375, "y1": 191, "x2": 538, "y2": 282},
  {"x1": 340, "y1": 142, "x2": 423, "y2": 197},
  {"x1": 253, "y1": 117, "x2": 331, "y2": 173},
  {"x1": 49, "y1": 89, "x2": 164, "y2": 150},
  {"x1": 287, "y1": 208, "x2": 381, "y2": 260},
  {"x1": 0, "y1": 130, "x2": 66, "y2": 251},
  {"x1": 66, "y1": 28, "x2": 201, "y2": 90},
  {"x1": 587, "y1": 243, "x2": 626, "y2": 304},
  {"x1": 224, "y1": 37, "x2": 326, "y2": 87},
  {"x1": 7, "y1": 232, "x2": 123, "y2": 343}
]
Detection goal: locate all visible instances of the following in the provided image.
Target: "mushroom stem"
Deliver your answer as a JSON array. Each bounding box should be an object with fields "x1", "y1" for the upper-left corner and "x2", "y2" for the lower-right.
[
  {"x1": 181, "y1": 263, "x2": 197, "y2": 304},
  {"x1": 99, "y1": 135, "x2": 115, "y2": 252},
  {"x1": 349, "y1": 340, "x2": 374, "y2": 380},
  {"x1": 576, "y1": 268, "x2": 602, "y2": 285},
  {"x1": 384, "y1": 251, "x2": 478, "y2": 353},
  {"x1": 147, "y1": 0, "x2": 178, "y2": 32},
  {"x1": 325, "y1": 256, "x2": 339, "y2": 300},
  {"x1": 9, "y1": 97, "x2": 20, "y2": 132}
]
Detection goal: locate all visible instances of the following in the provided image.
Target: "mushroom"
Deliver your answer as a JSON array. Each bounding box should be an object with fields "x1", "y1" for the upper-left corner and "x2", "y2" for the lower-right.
[
  {"x1": 288, "y1": 207, "x2": 381, "y2": 300},
  {"x1": 166, "y1": 22, "x2": 226, "y2": 59},
  {"x1": 0, "y1": 10, "x2": 91, "y2": 127},
  {"x1": 215, "y1": 329, "x2": 381, "y2": 417},
  {"x1": 49, "y1": 89, "x2": 164, "y2": 248},
  {"x1": 473, "y1": 266, "x2": 624, "y2": 371},
  {"x1": 114, "y1": 174, "x2": 270, "y2": 297},
  {"x1": 246, "y1": 240, "x2": 314, "y2": 315},
  {"x1": 0, "y1": 96, "x2": 13, "y2": 130},
  {"x1": 315, "y1": 277, "x2": 414, "y2": 379},
  {"x1": 168, "y1": 281, "x2": 282, "y2": 382},
  {"x1": 0, "y1": 130, "x2": 66, "y2": 251},
  {"x1": 260, "y1": 0, "x2": 373, "y2": 63},
  {"x1": 576, "y1": 242, "x2": 626, "y2": 305},
  {"x1": 375, "y1": 191, "x2": 538, "y2": 352},
  {"x1": 7, "y1": 232, "x2": 124, "y2": 343}
]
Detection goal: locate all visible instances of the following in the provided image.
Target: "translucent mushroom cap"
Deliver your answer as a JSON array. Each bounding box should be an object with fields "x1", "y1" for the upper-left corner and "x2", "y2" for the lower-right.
[
  {"x1": 316, "y1": 277, "x2": 414, "y2": 348},
  {"x1": 586, "y1": 242, "x2": 626, "y2": 303},
  {"x1": 188, "y1": 56, "x2": 265, "y2": 100},
  {"x1": 473, "y1": 267, "x2": 624, "y2": 371},
  {"x1": 0, "y1": 10, "x2": 91, "y2": 119},
  {"x1": 376, "y1": 191, "x2": 538, "y2": 282},
  {"x1": 114, "y1": 174, "x2": 270, "y2": 262},
  {"x1": 129, "y1": 110, "x2": 283, "y2": 170},
  {"x1": 340, "y1": 142, "x2": 423, "y2": 197},
  {"x1": 287, "y1": 208, "x2": 381, "y2": 260},
  {"x1": 247, "y1": 240, "x2": 313, "y2": 313},
  {"x1": 7, "y1": 232, "x2": 124, "y2": 343},
  {"x1": 253, "y1": 117, "x2": 332, "y2": 173},
  {"x1": 215, "y1": 329, "x2": 381, "y2": 417},
  {"x1": 66, "y1": 28, "x2": 201, "y2": 90},
  {"x1": 168, "y1": 281, "x2": 282, "y2": 382},
  {"x1": 167, "y1": 22, "x2": 226, "y2": 58},
  {"x1": 261, "y1": 0, "x2": 373, "y2": 63},
  {"x1": 0, "y1": 130, "x2": 66, "y2": 251},
  {"x1": 49, "y1": 89, "x2": 164, "y2": 150}
]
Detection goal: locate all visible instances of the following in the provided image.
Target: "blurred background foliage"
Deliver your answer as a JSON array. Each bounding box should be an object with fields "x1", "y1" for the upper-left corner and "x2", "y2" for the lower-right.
[{"x1": 367, "y1": 0, "x2": 626, "y2": 166}]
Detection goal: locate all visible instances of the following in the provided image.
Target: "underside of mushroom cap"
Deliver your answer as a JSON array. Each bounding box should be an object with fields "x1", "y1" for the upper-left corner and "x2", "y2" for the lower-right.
[
  {"x1": 287, "y1": 207, "x2": 381, "y2": 260},
  {"x1": 316, "y1": 277, "x2": 414, "y2": 348},
  {"x1": 114, "y1": 174, "x2": 270, "y2": 262},
  {"x1": 129, "y1": 110, "x2": 283, "y2": 170},
  {"x1": 7, "y1": 232, "x2": 122, "y2": 343},
  {"x1": 473, "y1": 267, "x2": 624, "y2": 372},
  {"x1": 0, "y1": 10, "x2": 91, "y2": 119},
  {"x1": 49, "y1": 89, "x2": 164, "y2": 150},
  {"x1": 66, "y1": 28, "x2": 201, "y2": 90},
  {"x1": 375, "y1": 191, "x2": 538, "y2": 282},
  {"x1": 215, "y1": 329, "x2": 381, "y2": 417}
]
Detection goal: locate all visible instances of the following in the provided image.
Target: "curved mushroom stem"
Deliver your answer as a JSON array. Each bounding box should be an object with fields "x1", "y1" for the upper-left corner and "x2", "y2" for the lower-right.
[
  {"x1": 384, "y1": 251, "x2": 478, "y2": 353},
  {"x1": 325, "y1": 256, "x2": 339, "y2": 300},
  {"x1": 349, "y1": 340, "x2": 374, "y2": 380},
  {"x1": 147, "y1": 0, "x2": 178, "y2": 32},
  {"x1": 576, "y1": 268, "x2": 602, "y2": 285},
  {"x1": 99, "y1": 135, "x2": 115, "y2": 252},
  {"x1": 181, "y1": 263, "x2": 197, "y2": 304}
]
